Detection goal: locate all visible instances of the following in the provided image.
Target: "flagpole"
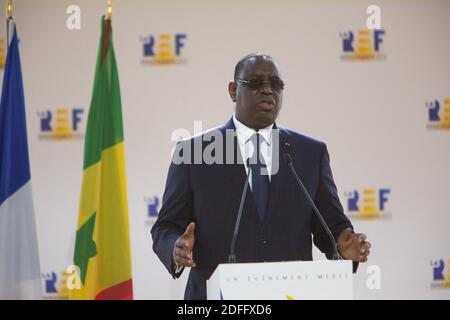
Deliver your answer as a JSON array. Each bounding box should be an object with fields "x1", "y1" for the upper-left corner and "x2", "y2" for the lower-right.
[
  {"x1": 106, "y1": 0, "x2": 112, "y2": 21},
  {"x1": 6, "y1": 0, "x2": 13, "y2": 45},
  {"x1": 6, "y1": 0, "x2": 12, "y2": 18},
  {"x1": 102, "y1": 0, "x2": 113, "y2": 64}
]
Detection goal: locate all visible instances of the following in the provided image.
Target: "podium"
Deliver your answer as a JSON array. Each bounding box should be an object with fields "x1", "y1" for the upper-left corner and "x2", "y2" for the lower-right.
[{"x1": 207, "y1": 260, "x2": 353, "y2": 300}]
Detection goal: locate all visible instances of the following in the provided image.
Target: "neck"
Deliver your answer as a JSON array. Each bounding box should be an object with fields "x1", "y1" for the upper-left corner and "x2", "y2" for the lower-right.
[{"x1": 235, "y1": 114, "x2": 272, "y2": 130}]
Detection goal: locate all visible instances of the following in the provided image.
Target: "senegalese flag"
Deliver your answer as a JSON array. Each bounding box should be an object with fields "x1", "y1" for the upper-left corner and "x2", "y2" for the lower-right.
[{"x1": 70, "y1": 16, "x2": 133, "y2": 300}]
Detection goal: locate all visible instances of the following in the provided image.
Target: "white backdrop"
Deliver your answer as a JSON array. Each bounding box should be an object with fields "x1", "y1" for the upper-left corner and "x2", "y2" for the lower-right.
[{"x1": 0, "y1": 0, "x2": 449, "y2": 299}]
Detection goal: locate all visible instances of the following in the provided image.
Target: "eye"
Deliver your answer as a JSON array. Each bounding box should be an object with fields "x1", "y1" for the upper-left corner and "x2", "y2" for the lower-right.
[
  {"x1": 271, "y1": 79, "x2": 285, "y2": 91},
  {"x1": 248, "y1": 79, "x2": 264, "y2": 89}
]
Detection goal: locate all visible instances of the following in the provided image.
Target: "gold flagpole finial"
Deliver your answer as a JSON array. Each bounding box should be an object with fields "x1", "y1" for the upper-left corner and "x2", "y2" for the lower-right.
[
  {"x1": 106, "y1": 0, "x2": 112, "y2": 20},
  {"x1": 7, "y1": 0, "x2": 13, "y2": 19}
]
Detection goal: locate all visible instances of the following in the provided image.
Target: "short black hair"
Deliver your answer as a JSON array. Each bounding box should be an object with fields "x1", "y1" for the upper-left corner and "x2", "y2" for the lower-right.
[{"x1": 233, "y1": 53, "x2": 274, "y2": 81}]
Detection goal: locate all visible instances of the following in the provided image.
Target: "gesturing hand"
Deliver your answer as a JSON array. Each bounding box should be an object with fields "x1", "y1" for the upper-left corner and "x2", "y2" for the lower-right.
[
  {"x1": 173, "y1": 222, "x2": 197, "y2": 268},
  {"x1": 337, "y1": 228, "x2": 371, "y2": 262}
]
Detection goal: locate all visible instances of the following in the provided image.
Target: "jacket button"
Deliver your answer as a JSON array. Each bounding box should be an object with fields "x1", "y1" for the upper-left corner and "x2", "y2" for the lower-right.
[{"x1": 260, "y1": 239, "x2": 267, "y2": 245}]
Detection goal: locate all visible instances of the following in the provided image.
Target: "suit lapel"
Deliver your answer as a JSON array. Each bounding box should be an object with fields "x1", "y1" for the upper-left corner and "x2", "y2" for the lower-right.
[
  {"x1": 221, "y1": 118, "x2": 261, "y2": 227},
  {"x1": 221, "y1": 119, "x2": 294, "y2": 231}
]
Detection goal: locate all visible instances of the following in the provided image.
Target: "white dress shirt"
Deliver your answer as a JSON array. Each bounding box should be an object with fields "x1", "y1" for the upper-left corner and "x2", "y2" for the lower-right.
[{"x1": 233, "y1": 114, "x2": 273, "y2": 188}]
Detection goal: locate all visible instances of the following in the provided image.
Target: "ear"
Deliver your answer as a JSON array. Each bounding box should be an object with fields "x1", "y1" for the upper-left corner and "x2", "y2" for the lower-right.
[{"x1": 228, "y1": 82, "x2": 237, "y2": 102}]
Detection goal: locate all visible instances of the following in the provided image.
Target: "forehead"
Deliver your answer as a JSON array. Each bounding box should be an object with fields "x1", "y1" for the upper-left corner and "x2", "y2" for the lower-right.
[{"x1": 238, "y1": 56, "x2": 281, "y2": 79}]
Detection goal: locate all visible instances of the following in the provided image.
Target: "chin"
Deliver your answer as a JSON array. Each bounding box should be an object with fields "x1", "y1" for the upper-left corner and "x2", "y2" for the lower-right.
[{"x1": 255, "y1": 116, "x2": 275, "y2": 129}]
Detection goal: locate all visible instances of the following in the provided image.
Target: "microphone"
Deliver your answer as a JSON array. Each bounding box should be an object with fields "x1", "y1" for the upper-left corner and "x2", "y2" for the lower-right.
[
  {"x1": 228, "y1": 159, "x2": 252, "y2": 263},
  {"x1": 284, "y1": 153, "x2": 343, "y2": 260}
]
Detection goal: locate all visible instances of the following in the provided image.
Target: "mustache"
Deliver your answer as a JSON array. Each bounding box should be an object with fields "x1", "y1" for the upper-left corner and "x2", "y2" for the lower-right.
[{"x1": 257, "y1": 97, "x2": 276, "y2": 104}]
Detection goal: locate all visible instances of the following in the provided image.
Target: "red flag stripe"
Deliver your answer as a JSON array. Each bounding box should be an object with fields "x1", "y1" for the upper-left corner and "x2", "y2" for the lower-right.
[{"x1": 95, "y1": 279, "x2": 133, "y2": 300}]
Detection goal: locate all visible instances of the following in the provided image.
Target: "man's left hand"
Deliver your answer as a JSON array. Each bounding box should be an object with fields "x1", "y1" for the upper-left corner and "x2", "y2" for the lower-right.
[{"x1": 337, "y1": 228, "x2": 371, "y2": 262}]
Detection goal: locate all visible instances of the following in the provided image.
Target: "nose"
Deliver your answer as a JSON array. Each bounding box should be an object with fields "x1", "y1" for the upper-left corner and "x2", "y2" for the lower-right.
[{"x1": 259, "y1": 82, "x2": 273, "y2": 94}]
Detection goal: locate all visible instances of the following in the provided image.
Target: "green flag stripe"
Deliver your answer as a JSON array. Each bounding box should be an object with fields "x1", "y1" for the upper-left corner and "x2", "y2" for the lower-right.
[{"x1": 83, "y1": 16, "x2": 124, "y2": 170}]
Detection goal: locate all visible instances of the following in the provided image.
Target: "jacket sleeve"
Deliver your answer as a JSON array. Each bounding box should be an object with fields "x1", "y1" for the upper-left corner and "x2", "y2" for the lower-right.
[
  {"x1": 311, "y1": 144, "x2": 358, "y2": 272},
  {"x1": 150, "y1": 141, "x2": 194, "y2": 278}
]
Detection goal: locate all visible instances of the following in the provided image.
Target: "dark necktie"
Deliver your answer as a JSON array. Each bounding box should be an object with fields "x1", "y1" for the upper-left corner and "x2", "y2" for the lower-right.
[{"x1": 250, "y1": 133, "x2": 270, "y2": 223}]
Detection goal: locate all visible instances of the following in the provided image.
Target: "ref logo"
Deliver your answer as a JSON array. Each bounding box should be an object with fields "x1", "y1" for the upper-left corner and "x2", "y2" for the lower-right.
[
  {"x1": 141, "y1": 33, "x2": 187, "y2": 65},
  {"x1": 145, "y1": 195, "x2": 160, "y2": 227},
  {"x1": 38, "y1": 108, "x2": 84, "y2": 140},
  {"x1": 344, "y1": 188, "x2": 391, "y2": 220},
  {"x1": 426, "y1": 99, "x2": 450, "y2": 130},
  {"x1": 42, "y1": 270, "x2": 70, "y2": 299},
  {"x1": 340, "y1": 29, "x2": 386, "y2": 60},
  {"x1": 431, "y1": 259, "x2": 450, "y2": 289},
  {"x1": 0, "y1": 37, "x2": 5, "y2": 69}
]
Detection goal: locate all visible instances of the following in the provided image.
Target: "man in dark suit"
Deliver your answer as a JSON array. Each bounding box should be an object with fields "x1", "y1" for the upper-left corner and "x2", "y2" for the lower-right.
[{"x1": 151, "y1": 53, "x2": 371, "y2": 300}]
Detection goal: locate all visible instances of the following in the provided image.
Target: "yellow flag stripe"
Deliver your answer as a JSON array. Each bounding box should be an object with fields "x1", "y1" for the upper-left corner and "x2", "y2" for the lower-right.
[{"x1": 71, "y1": 142, "x2": 132, "y2": 299}]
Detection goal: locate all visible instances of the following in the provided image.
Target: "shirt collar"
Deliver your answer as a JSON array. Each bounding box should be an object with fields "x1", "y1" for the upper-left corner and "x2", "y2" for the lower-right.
[{"x1": 232, "y1": 114, "x2": 273, "y2": 146}]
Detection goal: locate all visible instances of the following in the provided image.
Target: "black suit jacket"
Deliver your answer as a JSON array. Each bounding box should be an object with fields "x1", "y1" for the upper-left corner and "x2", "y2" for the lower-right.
[{"x1": 151, "y1": 118, "x2": 354, "y2": 300}]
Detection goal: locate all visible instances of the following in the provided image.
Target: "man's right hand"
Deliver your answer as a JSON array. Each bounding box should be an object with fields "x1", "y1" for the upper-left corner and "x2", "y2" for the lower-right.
[{"x1": 173, "y1": 222, "x2": 196, "y2": 268}]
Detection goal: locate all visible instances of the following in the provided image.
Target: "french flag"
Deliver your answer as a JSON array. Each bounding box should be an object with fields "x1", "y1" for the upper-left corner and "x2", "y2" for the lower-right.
[{"x1": 0, "y1": 20, "x2": 42, "y2": 299}]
